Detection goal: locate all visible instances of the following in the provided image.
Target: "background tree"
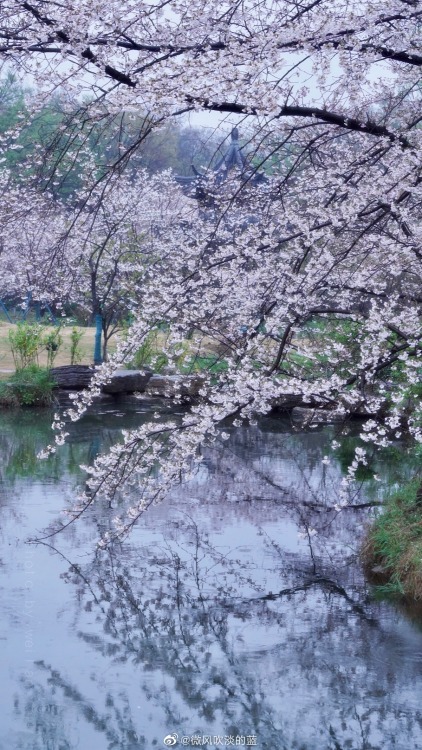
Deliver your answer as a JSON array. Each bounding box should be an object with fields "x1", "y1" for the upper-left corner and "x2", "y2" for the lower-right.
[{"x1": 0, "y1": 167, "x2": 191, "y2": 359}]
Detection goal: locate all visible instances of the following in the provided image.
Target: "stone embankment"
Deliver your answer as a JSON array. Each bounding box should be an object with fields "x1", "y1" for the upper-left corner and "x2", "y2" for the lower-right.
[
  {"x1": 51, "y1": 365, "x2": 205, "y2": 405},
  {"x1": 51, "y1": 365, "x2": 385, "y2": 421}
]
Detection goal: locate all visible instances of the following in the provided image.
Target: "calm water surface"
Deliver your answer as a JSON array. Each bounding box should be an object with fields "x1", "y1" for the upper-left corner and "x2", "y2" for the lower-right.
[{"x1": 0, "y1": 403, "x2": 421, "y2": 750}]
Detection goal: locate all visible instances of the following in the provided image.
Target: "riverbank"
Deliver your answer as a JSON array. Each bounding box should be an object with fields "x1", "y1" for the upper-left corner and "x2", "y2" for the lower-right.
[
  {"x1": 363, "y1": 478, "x2": 422, "y2": 600},
  {"x1": 0, "y1": 362, "x2": 394, "y2": 424}
]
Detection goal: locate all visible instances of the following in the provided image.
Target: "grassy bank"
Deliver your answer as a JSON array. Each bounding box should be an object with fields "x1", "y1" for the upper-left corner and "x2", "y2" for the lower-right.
[
  {"x1": 363, "y1": 478, "x2": 422, "y2": 600},
  {"x1": 0, "y1": 365, "x2": 55, "y2": 406},
  {"x1": 0, "y1": 322, "x2": 115, "y2": 374}
]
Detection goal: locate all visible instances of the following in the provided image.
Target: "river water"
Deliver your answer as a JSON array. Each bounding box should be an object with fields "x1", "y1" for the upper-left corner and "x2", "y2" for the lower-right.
[{"x1": 0, "y1": 403, "x2": 421, "y2": 750}]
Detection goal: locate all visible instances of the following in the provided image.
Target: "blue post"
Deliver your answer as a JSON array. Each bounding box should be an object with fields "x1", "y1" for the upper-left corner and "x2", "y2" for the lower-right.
[{"x1": 94, "y1": 314, "x2": 103, "y2": 364}]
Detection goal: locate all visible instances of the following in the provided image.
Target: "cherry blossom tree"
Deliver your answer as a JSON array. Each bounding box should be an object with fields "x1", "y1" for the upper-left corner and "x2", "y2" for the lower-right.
[
  {"x1": 51, "y1": 168, "x2": 191, "y2": 359},
  {"x1": 0, "y1": 0, "x2": 421, "y2": 541},
  {"x1": 0, "y1": 178, "x2": 69, "y2": 305},
  {"x1": 0, "y1": 167, "x2": 191, "y2": 357}
]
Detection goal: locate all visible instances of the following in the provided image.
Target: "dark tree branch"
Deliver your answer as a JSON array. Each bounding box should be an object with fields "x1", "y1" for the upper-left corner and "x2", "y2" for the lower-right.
[{"x1": 186, "y1": 97, "x2": 410, "y2": 147}]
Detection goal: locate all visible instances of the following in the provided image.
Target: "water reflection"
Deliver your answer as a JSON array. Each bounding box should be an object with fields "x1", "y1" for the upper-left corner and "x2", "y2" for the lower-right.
[{"x1": 0, "y1": 406, "x2": 421, "y2": 749}]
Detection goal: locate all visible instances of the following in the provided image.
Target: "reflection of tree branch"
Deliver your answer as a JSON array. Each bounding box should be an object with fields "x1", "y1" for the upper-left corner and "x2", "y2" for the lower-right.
[
  {"x1": 240, "y1": 576, "x2": 378, "y2": 627},
  {"x1": 172, "y1": 547, "x2": 201, "y2": 672},
  {"x1": 31, "y1": 540, "x2": 104, "y2": 610},
  {"x1": 31, "y1": 661, "x2": 144, "y2": 748},
  {"x1": 61, "y1": 537, "x2": 286, "y2": 743},
  {"x1": 299, "y1": 516, "x2": 317, "y2": 575},
  {"x1": 354, "y1": 706, "x2": 369, "y2": 750},
  {"x1": 221, "y1": 439, "x2": 289, "y2": 488}
]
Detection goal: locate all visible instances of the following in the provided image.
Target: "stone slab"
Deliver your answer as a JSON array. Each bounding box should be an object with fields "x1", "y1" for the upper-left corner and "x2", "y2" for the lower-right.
[
  {"x1": 145, "y1": 374, "x2": 204, "y2": 398},
  {"x1": 50, "y1": 365, "x2": 95, "y2": 389},
  {"x1": 102, "y1": 369, "x2": 153, "y2": 393}
]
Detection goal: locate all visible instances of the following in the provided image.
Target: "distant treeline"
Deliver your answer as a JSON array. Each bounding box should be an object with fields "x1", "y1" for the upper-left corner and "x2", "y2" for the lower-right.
[{"x1": 0, "y1": 74, "x2": 227, "y2": 201}]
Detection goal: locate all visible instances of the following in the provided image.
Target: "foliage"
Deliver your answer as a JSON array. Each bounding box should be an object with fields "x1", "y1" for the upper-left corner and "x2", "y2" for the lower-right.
[
  {"x1": 129, "y1": 332, "x2": 199, "y2": 374},
  {"x1": 0, "y1": 365, "x2": 55, "y2": 407},
  {"x1": 7, "y1": 322, "x2": 64, "y2": 369},
  {"x1": 180, "y1": 354, "x2": 228, "y2": 377},
  {"x1": 129, "y1": 331, "x2": 230, "y2": 377},
  {"x1": 44, "y1": 326, "x2": 63, "y2": 368},
  {"x1": 70, "y1": 327, "x2": 84, "y2": 365},
  {"x1": 129, "y1": 332, "x2": 168, "y2": 373},
  {"x1": 8, "y1": 322, "x2": 44, "y2": 370},
  {"x1": 0, "y1": 77, "x2": 222, "y2": 200},
  {"x1": 363, "y1": 477, "x2": 422, "y2": 600}
]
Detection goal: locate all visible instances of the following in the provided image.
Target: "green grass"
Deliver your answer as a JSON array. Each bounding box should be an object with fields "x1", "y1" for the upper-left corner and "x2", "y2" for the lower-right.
[
  {"x1": 180, "y1": 353, "x2": 228, "y2": 376},
  {"x1": 363, "y1": 478, "x2": 422, "y2": 600},
  {"x1": 0, "y1": 322, "x2": 116, "y2": 373},
  {"x1": 128, "y1": 330, "x2": 229, "y2": 379},
  {"x1": 0, "y1": 365, "x2": 55, "y2": 407}
]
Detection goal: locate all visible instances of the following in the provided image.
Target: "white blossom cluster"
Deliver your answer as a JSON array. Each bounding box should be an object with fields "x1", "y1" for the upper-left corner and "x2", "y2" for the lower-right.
[{"x1": 0, "y1": 0, "x2": 420, "y2": 541}]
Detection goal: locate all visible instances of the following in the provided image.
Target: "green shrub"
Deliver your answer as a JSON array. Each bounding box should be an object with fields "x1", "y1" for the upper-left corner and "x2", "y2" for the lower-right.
[
  {"x1": 8, "y1": 323, "x2": 44, "y2": 370},
  {"x1": 43, "y1": 326, "x2": 63, "y2": 367},
  {"x1": 0, "y1": 365, "x2": 55, "y2": 407},
  {"x1": 180, "y1": 353, "x2": 228, "y2": 378},
  {"x1": 362, "y1": 478, "x2": 422, "y2": 600},
  {"x1": 70, "y1": 326, "x2": 84, "y2": 365},
  {"x1": 130, "y1": 332, "x2": 168, "y2": 373}
]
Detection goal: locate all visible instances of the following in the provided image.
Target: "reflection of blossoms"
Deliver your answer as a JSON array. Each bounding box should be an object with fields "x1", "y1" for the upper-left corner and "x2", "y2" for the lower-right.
[{"x1": 298, "y1": 526, "x2": 318, "y2": 540}]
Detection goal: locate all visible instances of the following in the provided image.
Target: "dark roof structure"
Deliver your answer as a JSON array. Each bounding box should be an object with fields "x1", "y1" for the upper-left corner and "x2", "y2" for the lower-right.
[{"x1": 175, "y1": 128, "x2": 265, "y2": 203}]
